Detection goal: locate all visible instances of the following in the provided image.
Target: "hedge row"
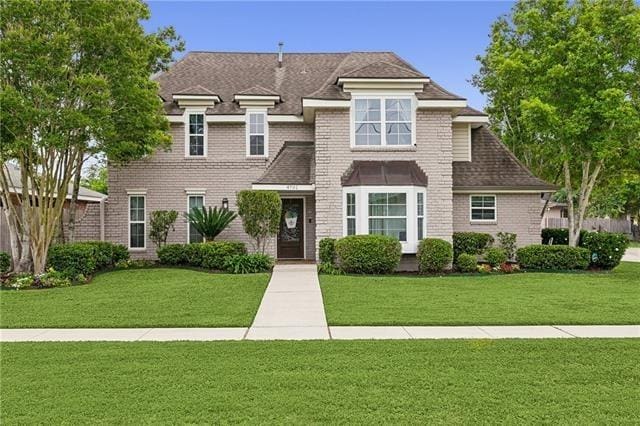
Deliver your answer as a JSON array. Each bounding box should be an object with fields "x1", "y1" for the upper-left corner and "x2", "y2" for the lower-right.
[
  {"x1": 47, "y1": 241, "x2": 129, "y2": 278},
  {"x1": 541, "y1": 228, "x2": 628, "y2": 269},
  {"x1": 516, "y1": 245, "x2": 590, "y2": 270},
  {"x1": 157, "y1": 241, "x2": 246, "y2": 270},
  {"x1": 0, "y1": 251, "x2": 10, "y2": 273},
  {"x1": 334, "y1": 235, "x2": 402, "y2": 274},
  {"x1": 452, "y1": 232, "x2": 494, "y2": 261}
]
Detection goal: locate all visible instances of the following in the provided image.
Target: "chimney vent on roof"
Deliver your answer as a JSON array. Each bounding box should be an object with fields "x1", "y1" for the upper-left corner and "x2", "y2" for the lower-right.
[{"x1": 277, "y1": 42, "x2": 284, "y2": 67}]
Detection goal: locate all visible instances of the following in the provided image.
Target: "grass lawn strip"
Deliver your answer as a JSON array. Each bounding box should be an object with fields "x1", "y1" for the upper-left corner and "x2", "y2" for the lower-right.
[
  {"x1": 321, "y1": 262, "x2": 640, "y2": 326},
  {"x1": 1, "y1": 340, "x2": 638, "y2": 424},
  {"x1": 0, "y1": 268, "x2": 269, "y2": 328}
]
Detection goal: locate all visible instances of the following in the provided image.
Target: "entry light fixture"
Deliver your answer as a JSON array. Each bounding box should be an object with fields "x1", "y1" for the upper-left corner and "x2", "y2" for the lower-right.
[{"x1": 222, "y1": 198, "x2": 229, "y2": 210}]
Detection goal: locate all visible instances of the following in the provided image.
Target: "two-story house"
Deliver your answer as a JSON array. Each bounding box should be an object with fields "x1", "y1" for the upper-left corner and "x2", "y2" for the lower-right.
[{"x1": 106, "y1": 51, "x2": 555, "y2": 263}]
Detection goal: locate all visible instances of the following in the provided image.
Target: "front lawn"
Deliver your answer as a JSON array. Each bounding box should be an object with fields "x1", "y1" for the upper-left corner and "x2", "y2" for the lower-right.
[
  {"x1": 629, "y1": 241, "x2": 640, "y2": 248},
  {"x1": 0, "y1": 268, "x2": 269, "y2": 328},
  {"x1": 321, "y1": 262, "x2": 640, "y2": 326},
  {"x1": 1, "y1": 340, "x2": 638, "y2": 423}
]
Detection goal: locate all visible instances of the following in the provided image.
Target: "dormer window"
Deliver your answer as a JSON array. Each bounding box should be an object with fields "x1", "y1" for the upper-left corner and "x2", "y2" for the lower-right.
[
  {"x1": 352, "y1": 96, "x2": 414, "y2": 147},
  {"x1": 186, "y1": 112, "x2": 206, "y2": 157}
]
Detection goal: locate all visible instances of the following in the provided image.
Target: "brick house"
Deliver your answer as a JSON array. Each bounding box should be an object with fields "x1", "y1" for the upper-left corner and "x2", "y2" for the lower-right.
[{"x1": 106, "y1": 51, "x2": 555, "y2": 263}]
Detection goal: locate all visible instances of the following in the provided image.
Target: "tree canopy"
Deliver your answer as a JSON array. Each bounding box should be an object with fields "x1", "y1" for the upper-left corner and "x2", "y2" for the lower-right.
[
  {"x1": 0, "y1": 0, "x2": 183, "y2": 272},
  {"x1": 474, "y1": 0, "x2": 640, "y2": 245}
]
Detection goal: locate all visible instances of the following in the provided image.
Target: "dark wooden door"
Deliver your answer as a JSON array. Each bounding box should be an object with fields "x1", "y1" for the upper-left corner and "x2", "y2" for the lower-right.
[{"x1": 278, "y1": 198, "x2": 304, "y2": 259}]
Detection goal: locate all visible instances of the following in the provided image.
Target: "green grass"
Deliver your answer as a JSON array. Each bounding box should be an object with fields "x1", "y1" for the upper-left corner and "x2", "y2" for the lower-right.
[
  {"x1": 0, "y1": 268, "x2": 269, "y2": 328},
  {"x1": 321, "y1": 262, "x2": 640, "y2": 326},
  {"x1": 1, "y1": 340, "x2": 638, "y2": 424},
  {"x1": 629, "y1": 241, "x2": 640, "y2": 248}
]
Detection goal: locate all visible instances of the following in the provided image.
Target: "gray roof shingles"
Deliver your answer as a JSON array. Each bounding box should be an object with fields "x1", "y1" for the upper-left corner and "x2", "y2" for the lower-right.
[
  {"x1": 453, "y1": 127, "x2": 557, "y2": 191},
  {"x1": 155, "y1": 51, "x2": 467, "y2": 115},
  {"x1": 254, "y1": 142, "x2": 315, "y2": 185}
]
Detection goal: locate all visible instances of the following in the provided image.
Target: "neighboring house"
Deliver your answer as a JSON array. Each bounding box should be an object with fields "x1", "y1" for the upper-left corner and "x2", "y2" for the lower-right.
[
  {"x1": 0, "y1": 163, "x2": 107, "y2": 253},
  {"x1": 106, "y1": 51, "x2": 556, "y2": 263}
]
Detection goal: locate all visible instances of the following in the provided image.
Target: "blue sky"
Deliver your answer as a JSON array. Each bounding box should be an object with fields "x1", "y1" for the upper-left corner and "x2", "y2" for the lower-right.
[{"x1": 143, "y1": 1, "x2": 515, "y2": 109}]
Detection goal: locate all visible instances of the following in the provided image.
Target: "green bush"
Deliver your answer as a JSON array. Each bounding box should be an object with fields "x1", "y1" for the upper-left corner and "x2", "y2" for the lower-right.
[
  {"x1": 0, "y1": 251, "x2": 10, "y2": 273},
  {"x1": 317, "y1": 262, "x2": 343, "y2": 275},
  {"x1": 200, "y1": 241, "x2": 246, "y2": 270},
  {"x1": 453, "y1": 232, "x2": 494, "y2": 260},
  {"x1": 319, "y1": 238, "x2": 336, "y2": 265},
  {"x1": 456, "y1": 253, "x2": 477, "y2": 273},
  {"x1": 417, "y1": 238, "x2": 453, "y2": 273},
  {"x1": 516, "y1": 245, "x2": 590, "y2": 270},
  {"x1": 541, "y1": 228, "x2": 589, "y2": 245},
  {"x1": 581, "y1": 232, "x2": 628, "y2": 270},
  {"x1": 335, "y1": 235, "x2": 402, "y2": 274},
  {"x1": 237, "y1": 190, "x2": 281, "y2": 254},
  {"x1": 156, "y1": 244, "x2": 188, "y2": 265},
  {"x1": 156, "y1": 241, "x2": 246, "y2": 270},
  {"x1": 47, "y1": 244, "x2": 97, "y2": 278},
  {"x1": 77, "y1": 241, "x2": 129, "y2": 270},
  {"x1": 496, "y1": 232, "x2": 517, "y2": 260},
  {"x1": 485, "y1": 247, "x2": 508, "y2": 268},
  {"x1": 223, "y1": 254, "x2": 274, "y2": 274}
]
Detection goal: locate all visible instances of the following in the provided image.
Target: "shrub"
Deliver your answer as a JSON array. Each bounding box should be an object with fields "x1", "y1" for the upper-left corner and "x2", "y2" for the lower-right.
[
  {"x1": 79, "y1": 241, "x2": 129, "y2": 270},
  {"x1": 452, "y1": 232, "x2": 494, "y2": 260},
  {"x1": 149, "y1": 210, "x2": 178, "y2": 248},
  {"x1": 157, "y1": 244, "x2": 188, "y2": 265},
  {"x1": 516, "y1": 245, "x2": 590, "y2": 270},
  {"x1": 36, "y1": 268, "x2": 72, "y2": 288},
  {"x1": 496, "y1": 232, "x2": 517, "y2": 260},
  {"x1": 417, "y1": 238, "x2": 453, "y2": 273},
  {"x1": 317, "y1": 262, "x2": 343, "y2": 275},
  {"x1": 184, "y1": 243, "x2": 204, "y2": 266},
  {"x1": 581, "y1": 232, "x2": 628, "y2": 270},
  {"x1": 2, "y1": 273, "x2": 34, "y2": 290},
  {"x1": 200, "y1": 241, "x2": 246, "y2": 270},
  {"x1": 185, "y1": 206, "x2": 237, "y2": 242},
  {"x1": 541, "y1": 228, "x2": 589, "y2": 245},
  {"x1": 223, "y1": 254, "x2": 274, "y2": 274},
  {"x1": 0, "y1": 251, "x2": 10, "y2": 273},
  {"x1": 237, "y1": 190, "x2": 281, "y2": 254},
  {"x1": 319, "y1": 238, "x2": 336, "y2": 265},
  {"x1": 456, "y1": 253, "x2": 477, "y2": 273},
  {"x1": 335, "y1": 235, "x2": 402, "y2": 274},
  {"x1": 485, "y1": 247, "x2": 508, "y2": 268},
  {"x1": 47, "y1": 244, "x2": 97, "y2": 278}
]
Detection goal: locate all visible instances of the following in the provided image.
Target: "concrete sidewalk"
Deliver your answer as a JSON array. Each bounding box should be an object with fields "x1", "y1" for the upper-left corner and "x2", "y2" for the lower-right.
[
  {"x1": 2, "y1": 325, "x2": 638, "y2": 342},
  {"x1": 245, "y1": 264, "x2": 330, "y2": 340},
  {"x1": 622, "y1": 247, "x2": 640, "y2": 262}
]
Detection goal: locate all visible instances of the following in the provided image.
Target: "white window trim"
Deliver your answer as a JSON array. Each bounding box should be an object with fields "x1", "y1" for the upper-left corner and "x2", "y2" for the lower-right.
[
  {"x1": 350, "y1": 95, "x2": 417, "y2": 148},
  {"x1": 469, "y1": 194, "x2": 497, "y2": 223},
  {"x1": 343, "y1": 186, "x2": 426, "y2": 254},
  {"x1": 128, "y1": 194, "x2": 146, "y2": 251},
  {"x1": 246, "y1": 109, "x2": 269, "y2": 158},
  {"x1": 417, "y1": 192, "x2": 425, "y2": 241},
  {"x1": 184, "y1": 109, "x2": 207, "y2": 158},
  {"x1": 187, "y1": 194, "x2": 205, "y2": 244}
]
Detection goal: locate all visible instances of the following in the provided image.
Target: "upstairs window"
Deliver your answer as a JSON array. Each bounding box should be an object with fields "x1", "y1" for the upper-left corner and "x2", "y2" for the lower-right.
[
  {"x1": 470, "y1": 195, "x2": 496, "y2": 221},
  {"x1": 247, "y1": 111, "x2": 268, "y2": 157},
  {"x1": 353, "y1": 97, "x2": 413, "y2": 147},
  {"x1": 187, "y1": 113, "x2": 205, "y2": 157}
]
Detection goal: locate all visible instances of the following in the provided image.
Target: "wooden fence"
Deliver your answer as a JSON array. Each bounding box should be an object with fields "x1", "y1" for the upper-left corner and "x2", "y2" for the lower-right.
[{"x1": 543, "y1": 217, "x2": 632, "y2": 234}]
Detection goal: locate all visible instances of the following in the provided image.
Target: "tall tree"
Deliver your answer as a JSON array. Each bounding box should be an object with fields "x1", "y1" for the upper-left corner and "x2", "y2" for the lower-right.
[
  {"x1": 0, "y1": 0, "x2": 183, "y2": 273},
  {"x1": 473, "y1": 0, "x2": 640, "y2": 246}
]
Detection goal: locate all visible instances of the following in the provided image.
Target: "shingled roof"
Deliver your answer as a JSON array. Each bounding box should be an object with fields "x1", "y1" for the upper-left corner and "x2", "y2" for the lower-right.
[
  {"x1": 254, "y1": 142, "x2": 315, "y2": 185},
  {"x1": 155, "y1": 51, "x2": 466, "y2": 115},
  {"x1": 453, "y1": 127, "x2": 557, "y2": 191},
  {"x1": 342, "y1": 161, "x2": 428, "y2": 187}
]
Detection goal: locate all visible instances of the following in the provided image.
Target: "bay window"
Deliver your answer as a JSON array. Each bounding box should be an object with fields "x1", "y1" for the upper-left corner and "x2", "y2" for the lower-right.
[
  {"x1": 344, "y1": 186, "x2": 426, "y2": 253},
  {"x1": 353, "y1": 97, "x2": 414, "y2": 147}
]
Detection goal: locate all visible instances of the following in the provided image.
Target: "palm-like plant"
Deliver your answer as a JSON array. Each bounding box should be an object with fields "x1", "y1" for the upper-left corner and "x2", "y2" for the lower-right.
[{"x1": 184, "y1": 206, "x2": 237, "y2": 242}]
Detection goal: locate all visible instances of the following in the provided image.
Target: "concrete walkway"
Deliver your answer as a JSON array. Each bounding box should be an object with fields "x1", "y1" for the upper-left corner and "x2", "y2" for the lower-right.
[
  {"x1": 245, "y1": 264, "x2": 330, "y2": 340},
  {"x1": 1, "y1": 325, "x2": 638, "y2": 342},
  {"x1": 622, "y1": 247, "x2": 640, "y2": 262}
]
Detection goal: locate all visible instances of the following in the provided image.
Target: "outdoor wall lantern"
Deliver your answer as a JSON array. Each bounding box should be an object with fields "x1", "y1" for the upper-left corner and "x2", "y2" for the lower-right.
[{"x1": 222, "y1": 198, "x2": 229, "y2": 210}]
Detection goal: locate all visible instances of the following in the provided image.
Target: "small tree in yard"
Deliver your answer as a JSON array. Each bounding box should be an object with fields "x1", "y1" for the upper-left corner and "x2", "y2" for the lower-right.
[
  {"x1": 237, "y1": 190, "x2": 281, "y2": 254},
  {"x1": 149, "y1": 210, "x2": 178, "y2": 248}
]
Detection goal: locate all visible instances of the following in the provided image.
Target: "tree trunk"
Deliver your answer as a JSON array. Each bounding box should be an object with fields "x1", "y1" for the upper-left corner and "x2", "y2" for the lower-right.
[
  {"x1": 564, "y1": 159, "x2": 602, "y2": 247},
  {"x1": 67, "y1": 151, "x2": 84, "y2": 243}
]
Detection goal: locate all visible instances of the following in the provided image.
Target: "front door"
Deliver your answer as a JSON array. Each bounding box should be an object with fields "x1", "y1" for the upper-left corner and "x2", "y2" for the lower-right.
[{"x1": 278, "y1": 198, "x2": 304, "y2": 259}]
